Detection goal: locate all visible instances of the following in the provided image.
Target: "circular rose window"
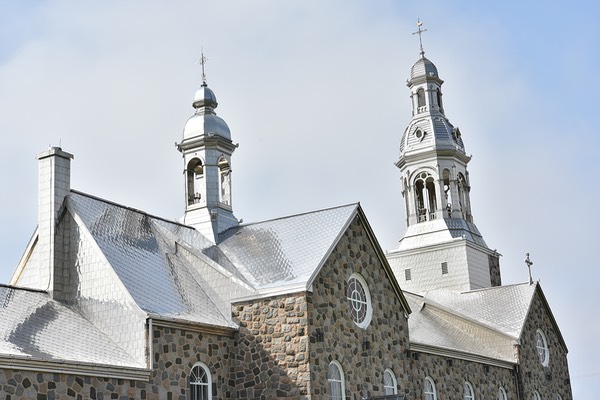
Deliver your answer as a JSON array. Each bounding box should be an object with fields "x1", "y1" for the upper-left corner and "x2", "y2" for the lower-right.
[{"x1": 346, "y1": 273, "x2": 372, "y2": 329}]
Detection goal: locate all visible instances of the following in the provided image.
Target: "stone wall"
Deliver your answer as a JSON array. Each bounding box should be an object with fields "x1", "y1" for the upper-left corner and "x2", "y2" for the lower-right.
[
  {"x1": 231, "y1": 292, "x2": 310, "y2": 399},
  {"x1": 308, "y1": 215, "x2": 411, "y2": 399},
  {"x1": 517, "y1": 288, "x2": 572, "y2": 399},
  {"x1": 408, "y1": 351, "x2": 516, "y2": 399}
]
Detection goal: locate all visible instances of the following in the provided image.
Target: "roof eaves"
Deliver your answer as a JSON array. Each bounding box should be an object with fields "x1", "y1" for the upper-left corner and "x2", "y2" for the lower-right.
[
  {"x1": 409, "y1": 343, "x2": 516, "y2": 369},
  {"x1": 0, "y1": 355, "x2": 150, "y2": 381}
]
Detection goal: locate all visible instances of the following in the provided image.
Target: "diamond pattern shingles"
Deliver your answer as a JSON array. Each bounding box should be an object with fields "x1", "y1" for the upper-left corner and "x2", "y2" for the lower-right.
[
  {"x1": 424, "y1": 283, "x2": 536, "y2": 337},
  {"x1": 218, "y1": 204, "x2": 358, "y2": 290},
  {"x1": 68, "y1": 192, "x2": 234, "y2": 328},
  {"x1": 0, "y1": 286, "x2": 141, "y2": 366}
]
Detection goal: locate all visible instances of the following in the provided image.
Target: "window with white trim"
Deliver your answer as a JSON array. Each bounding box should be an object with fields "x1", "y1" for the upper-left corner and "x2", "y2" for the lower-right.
[
  {"x1": 536, "y1": 329, "x2": 550, "y2": 366},
  {"x1": 327, "y1": 361, "x2": 345, "y2": 400},
  {"x1": 532, "y1": 391, "x2": 541, "y2": 400},
  {"x1": 346, "y1": 273, "x2": 372, "y2": 329},
  {"x1": 383, "y1": 368, "x2": 398, "y2": 395},
  {"x1": 498, "y1": 387, "x2": 507, "y2": 400},
  {"x1": 556, "y1": 395, "x2": 563, "y2": 400},
  {"x1": 424, "y1": 377, "x2": 437, "y2": 400},
  {"x1": 463, "y1": 381, "x2": 475, "y2": 400},
  {"x1": 190, "y1": 362, "x2": 211, "y2": 400}
]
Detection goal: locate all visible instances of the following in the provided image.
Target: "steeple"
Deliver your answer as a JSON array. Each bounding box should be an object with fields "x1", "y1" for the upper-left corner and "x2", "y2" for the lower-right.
[
  {"x1": 387, "y1": 22, "x2": 501, "y2": 293},
  {"x1": 176, "y1": 55, "x2": 238, "y2": 243}
]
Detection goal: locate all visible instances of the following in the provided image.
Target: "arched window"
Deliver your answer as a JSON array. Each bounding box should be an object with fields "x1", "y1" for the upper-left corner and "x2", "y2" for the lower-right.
[
  {"x1": 327, "y1": 361, "x2": 345, "y2": 400},
  {"x1": 536, "y1": 329, "x2": 550, "y2": 366},
  {"x1": 383, "y1": 368, "x2": 398, "y2": 395},
  {"x1": 424, "y1": 377, "x2": 437, "y2": 400},
  {"x1": 417, "y1": 88, "x2": 426, "y2": 108},
  {"x1": 218, "y1": 156, "x2": 231, "y2": 206},
  {"x1": 464, "y1": 381, "x2": 475, "y2": 400},
  {"x1": 436, "y1": 88, "x2": 443, "y2": 109},
  {"x1": 414, "y1": 172, "x2": 437, "y2": 222},
  {"x1": 187, "y1": 158, "x2": 204, "y2": 205},
  {"x1": 190, "y1": 362, "x2": 211, "y2": 400},
  {"x1": 532, "y1": 391, "x2": 541, "y2": 400},
  {"x1": 498, "y1": 387, "x2": 507, "y2": 400}
]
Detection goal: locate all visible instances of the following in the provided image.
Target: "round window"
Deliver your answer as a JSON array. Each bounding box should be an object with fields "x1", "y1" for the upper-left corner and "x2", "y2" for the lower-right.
[{"x1": 346, "y1": 273, "x2": 372, "y2": 328}]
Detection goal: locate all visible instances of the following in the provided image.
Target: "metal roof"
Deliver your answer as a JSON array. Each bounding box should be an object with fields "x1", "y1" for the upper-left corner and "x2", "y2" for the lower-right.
[
  {"x1": 218, "y1": 204, "x2": 358, "y2": 291},
  {"x1": 0, "y1": 285, "x2": 142, "y2": 367},
  {"x1": 404, "y1": 283, "x2": 539, "y2": 363},
  {"x1": 68, "y1": 191, "x2": 237, "y2": 328}
]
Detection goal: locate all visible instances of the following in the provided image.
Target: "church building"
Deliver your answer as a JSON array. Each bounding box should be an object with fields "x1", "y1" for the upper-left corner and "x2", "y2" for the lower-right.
[{"x1": 0, "y1": 37, "x2": 571, "y2": 400}]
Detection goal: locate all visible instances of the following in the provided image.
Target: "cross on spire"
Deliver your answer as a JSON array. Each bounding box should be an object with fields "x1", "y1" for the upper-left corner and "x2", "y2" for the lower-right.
[
  {"x1": 412, "y1": 18, "x2": 428, "y2": 56},
  {"x1": 524, "y1": 253, "x2": 534, "y2": 285},
  {"x1": 198, "y1": 50, "x2": 208, "y2": 86}
]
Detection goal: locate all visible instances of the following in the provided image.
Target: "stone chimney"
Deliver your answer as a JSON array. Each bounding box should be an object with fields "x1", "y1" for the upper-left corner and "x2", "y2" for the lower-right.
[{"x1": 36, "y1": 147, "x2": 73, "y2": 297}]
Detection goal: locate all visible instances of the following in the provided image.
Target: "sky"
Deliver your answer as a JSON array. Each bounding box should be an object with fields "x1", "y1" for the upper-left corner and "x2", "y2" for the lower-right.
[{"x1": 0, "y1": 0, "x2": 598, "y2": 397}]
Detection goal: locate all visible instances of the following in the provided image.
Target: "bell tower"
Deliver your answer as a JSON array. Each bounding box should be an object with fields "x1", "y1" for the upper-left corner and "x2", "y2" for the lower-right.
[
  {"x1": 176, "y1": 55, "x2": 238, "y2": 243},
  {"x1": 387, "y1": 22, "x2": 501, "y2": 293}
]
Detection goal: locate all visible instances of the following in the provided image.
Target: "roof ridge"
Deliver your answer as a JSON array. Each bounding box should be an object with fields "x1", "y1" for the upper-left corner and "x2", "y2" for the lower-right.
[
  {"x1": 460, "y1": 281, "x2": 533, "y2": 294},
  {"x1": 226, "y1": 202, "x2": 359, "y2": 228},
  {"x1": 70, "y1": 189, "x2": 190, "y2": 229}
]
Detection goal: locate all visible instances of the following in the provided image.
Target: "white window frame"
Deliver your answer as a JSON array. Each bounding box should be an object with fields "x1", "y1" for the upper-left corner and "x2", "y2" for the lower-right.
[
  {"x1": 464, "y1": 381, "x2": 475, "y2": 400},
  {"x1": 346, "y1": 273, "x2": 373, "y2": 329},
  {"x1": 383, "y1": 368, "x2": 398, "y2": 395},
  {"x1": 424, "y1": 376, "x2": 437, "y2": 400},
  {"x1": 498, "y1": 387, "x2": 507, "y2": 400},
  {"x1": 536, "y1": 328, "x2": 550, "y2": 366},
  {"x1": 532, "y1": 391, "x2": 541, "y2": 400},
  {"x1": 190, "y1": 361, "x2": 211, "y2": 400},
  {"x1": 327, "y1": 360, "x2": 345, "y2": 400}
]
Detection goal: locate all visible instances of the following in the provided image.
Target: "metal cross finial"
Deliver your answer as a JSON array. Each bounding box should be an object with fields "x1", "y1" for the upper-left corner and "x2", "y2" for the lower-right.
[
  {"x1": 524, "y1": 253, "x2": 534, "y2": 285},
  {"x1": 412, "y1": 18, "x2": 428, "y2": 56},
  {"x1": 198, "y1": 50, "x2": 208, "y2": 86}
]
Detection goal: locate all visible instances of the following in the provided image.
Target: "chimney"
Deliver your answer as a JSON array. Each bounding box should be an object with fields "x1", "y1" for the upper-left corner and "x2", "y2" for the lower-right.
[{"x1": 36, "y1": 147, "x2": 73, "y2": 297}]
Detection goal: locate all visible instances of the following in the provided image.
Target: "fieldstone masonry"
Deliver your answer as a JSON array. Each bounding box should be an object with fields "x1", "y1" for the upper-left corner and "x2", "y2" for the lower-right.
[{"x1": 0, "y1": 215, "x2": 573, "y2": 399}]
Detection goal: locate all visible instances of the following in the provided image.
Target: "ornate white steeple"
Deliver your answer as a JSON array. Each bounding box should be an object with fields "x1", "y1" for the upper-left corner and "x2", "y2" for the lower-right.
[
  {"x1": 387, "y1": 22, "x2": 501, "y2": 293},
  {"x1": 176, "y1": 55, "x2": 238, "y2": 243}
]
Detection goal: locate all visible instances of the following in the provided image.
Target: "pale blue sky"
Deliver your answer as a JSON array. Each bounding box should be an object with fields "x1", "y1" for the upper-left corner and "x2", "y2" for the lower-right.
[{"x1": 0, "y1": 1, "x2": 598, "y2": 397}]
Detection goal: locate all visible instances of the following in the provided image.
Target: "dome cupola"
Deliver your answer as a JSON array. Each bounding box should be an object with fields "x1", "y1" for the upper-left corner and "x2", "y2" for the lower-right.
[{"x1": 183, "y1": 82, "x2": 231, "y2": 140}]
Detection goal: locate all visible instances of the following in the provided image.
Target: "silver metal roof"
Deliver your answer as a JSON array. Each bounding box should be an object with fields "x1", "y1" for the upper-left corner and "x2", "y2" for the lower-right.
[
  {"x1": 218, "y1": 204, "x2": 358, "y2": 291},
  {"x1": 397, "y1": 218, "x2": 487, "y2": 251},
  {"x1": 404, "y1": 283, "x2": 537, "y2": 363},
  {"x1": 410, "y1": 56, "x2": 439, "y2": 80},
  {"x1": 0, "y1": 285, "x2": 142, "y2": 367},
  {"x1": 68, "y1": 191, "x2": 236, "y2": 328}
]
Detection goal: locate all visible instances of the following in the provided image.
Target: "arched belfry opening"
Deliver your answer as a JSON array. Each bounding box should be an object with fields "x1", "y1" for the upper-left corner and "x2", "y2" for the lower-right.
[
  {"x1": 442, "y1": 168, "x2": 452, "y2": 217},
  {"x1": 218, "y1": 156, "x2": 231, "y2": 206},
  {"x1": 457, "y1": 172, "x2": 471, "y2": 222},
  {"x1": 417, "y1": 88, "x2": 426, "y2": 109},
  {"x1": 414, "y1": 171, "x2": 437, "y2": 222},
  {"x1": 187, "y1": 158, "x2": 204, "y2": 206}
]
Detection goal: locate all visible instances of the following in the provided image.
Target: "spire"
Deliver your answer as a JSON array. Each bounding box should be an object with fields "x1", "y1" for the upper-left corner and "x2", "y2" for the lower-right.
[
  {"x1": 412, "y1": 18, "x2": 427, "y2": 57},
  {"x1": 176, "y1": 55, "x2": 239, "y2": 243},
  {"x1": 386, "y1": 26, "x2": 502, "y2": 293}
]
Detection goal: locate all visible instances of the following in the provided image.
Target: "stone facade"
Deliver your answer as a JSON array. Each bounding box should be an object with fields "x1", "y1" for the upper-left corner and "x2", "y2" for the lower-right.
[
  {"x1": 231, "y1": 292, "x2": 310, "y2": 399},
  {"x1": 308, "y1": 215, "x2": 410, "y2": 399},
  {"x1": 517, "y1": 291, "x2": 572, "y2": 399}
]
